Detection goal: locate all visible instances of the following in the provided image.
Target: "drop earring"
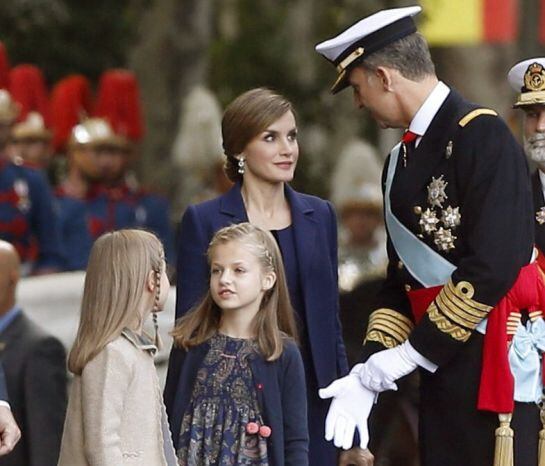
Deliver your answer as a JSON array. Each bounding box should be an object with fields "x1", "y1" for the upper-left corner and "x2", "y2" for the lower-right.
[{"x1": 237, "y1": 156, "x2": 245, "y2": 175}]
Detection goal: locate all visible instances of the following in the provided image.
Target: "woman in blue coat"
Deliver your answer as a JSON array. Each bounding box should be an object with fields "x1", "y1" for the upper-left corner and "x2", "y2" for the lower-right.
[{"x1": 165, "y1": 88, "x2": 351, "y2": 465}]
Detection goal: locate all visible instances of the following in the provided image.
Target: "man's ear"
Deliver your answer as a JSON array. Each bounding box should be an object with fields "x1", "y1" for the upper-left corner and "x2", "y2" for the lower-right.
[
  {"x1": 262, "y1": 271, "x2": 277, "y2": 291},
  {"x1": 375, "y1": 66, "x2": 394, "y2": 91}
]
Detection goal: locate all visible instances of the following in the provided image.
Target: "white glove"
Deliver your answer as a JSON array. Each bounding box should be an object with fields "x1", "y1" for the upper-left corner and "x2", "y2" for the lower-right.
[
  {"x1": 319, "y1": 370, "x2": 377, "y2": 450},
  {"x1": 355, "y1": 340, "x2": 421, "y2": 392}
]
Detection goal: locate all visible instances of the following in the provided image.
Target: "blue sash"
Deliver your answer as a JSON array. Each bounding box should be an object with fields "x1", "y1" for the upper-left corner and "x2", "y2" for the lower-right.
[{"x1": 384, "y1": 144, "x2": 456, "y2": 287}]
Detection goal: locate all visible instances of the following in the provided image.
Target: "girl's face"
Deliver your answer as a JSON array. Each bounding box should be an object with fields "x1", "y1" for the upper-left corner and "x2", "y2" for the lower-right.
[
  {"x1": 209, "y1": 241, "x2": 274, "y2": 317},
  {"x1": 241, "y1": 110, "x2": 299, "y2": 184}
]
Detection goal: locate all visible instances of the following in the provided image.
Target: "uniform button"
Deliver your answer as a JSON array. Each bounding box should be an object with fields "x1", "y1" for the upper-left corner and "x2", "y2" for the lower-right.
[
  {"x1": 404, "y1": 284, "x2": 412, "y2": 292},
  {"x1": 414, "y1": 206, "x2": 422, "y2": 214},
  {"x1": 397, "y1": 261, "x2": 404, "y2": 270}
]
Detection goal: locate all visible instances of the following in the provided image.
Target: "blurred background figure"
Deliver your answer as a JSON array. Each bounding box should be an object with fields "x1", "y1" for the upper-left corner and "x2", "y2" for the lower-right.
[
  {"x1": 331, "y1": 139, "x2": 418, "y2": 466},
  {"x1": 331, "y1": 138, "x2": 387, "y2": 363},
  {"x1": 0, "y1": 87, "x2": 62, "y2": 275},
  {"x1": 0, "y1": 90, "x2": 18, "y2": 162},
  {"x1": 171, "y1": 85, "x2": 232, "y2": 212},
  {"x1": 6, "y1": 65, "x2": 53, "y2": 174},
  {"x1": 93, "y1": 69, "x2": 175, "y2": 266},
  {"x1": 0, "y1": 240, "x2": 67, "y2": 466},
  {"x1": 8, "y1": 112, "x2": 53, "y2": 171}
]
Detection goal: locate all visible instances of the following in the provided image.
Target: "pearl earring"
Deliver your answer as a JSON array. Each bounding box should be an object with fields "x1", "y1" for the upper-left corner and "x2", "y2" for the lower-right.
[{"x1": 237, "y1": 156, "x2": 245, "y2": 175}]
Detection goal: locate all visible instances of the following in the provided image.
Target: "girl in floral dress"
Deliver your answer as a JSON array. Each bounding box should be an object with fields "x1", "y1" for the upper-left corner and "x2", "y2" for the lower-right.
[{"x1": 170, "y1": 223, "x2": 308, "y2": 466}]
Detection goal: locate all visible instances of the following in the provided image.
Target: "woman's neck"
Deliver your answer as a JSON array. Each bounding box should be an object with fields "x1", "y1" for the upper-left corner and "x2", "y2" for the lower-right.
[{"x1": 241, "y1": 178, "x2": 291, "y2": 230}]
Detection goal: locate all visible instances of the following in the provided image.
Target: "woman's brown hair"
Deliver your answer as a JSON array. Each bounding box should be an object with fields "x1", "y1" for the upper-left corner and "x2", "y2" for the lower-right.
[
  {"x1": 171, "y1": 222, "x2": 297, "y2": 361},
  {"x1": 222, "y1": 88, "x2": 295, "y2": 182}
]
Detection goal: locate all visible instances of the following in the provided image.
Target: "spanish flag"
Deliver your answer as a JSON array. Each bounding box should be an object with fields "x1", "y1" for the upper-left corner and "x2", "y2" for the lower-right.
[{"x1": 419, "y1": 0, "x2": 518, "y2": 45}]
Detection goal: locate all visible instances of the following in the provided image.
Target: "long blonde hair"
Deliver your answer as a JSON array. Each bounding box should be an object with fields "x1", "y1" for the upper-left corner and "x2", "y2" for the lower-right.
[
  {"x1": 171, "y1": 223, "x2": 297, "y2": 361},
  {"x1": 68, "y1": 229, "x2": 164, "y2": 375}
]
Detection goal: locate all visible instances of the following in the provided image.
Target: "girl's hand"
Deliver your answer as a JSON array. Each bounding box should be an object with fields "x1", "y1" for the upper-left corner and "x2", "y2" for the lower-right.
[{"x1": 339, "y1": 447, "x2": 374, "y2": 466}]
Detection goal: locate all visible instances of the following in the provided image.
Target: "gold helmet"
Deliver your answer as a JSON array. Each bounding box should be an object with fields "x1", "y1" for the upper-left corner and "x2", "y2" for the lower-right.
[
  {"x1": 11, "y1": 111, "x2": 51, "y2": 141},
  {"x1": 0, "y1": 89, "x2": 20, "y2": 124},
  {"x1": 68, "y1": 117, "x2": 129, "y2": 149}
]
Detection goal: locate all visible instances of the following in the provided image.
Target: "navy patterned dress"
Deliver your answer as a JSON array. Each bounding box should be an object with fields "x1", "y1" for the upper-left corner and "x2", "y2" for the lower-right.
[{"x1": 176, "y1": 333, "x2": 268, "y2": 466}]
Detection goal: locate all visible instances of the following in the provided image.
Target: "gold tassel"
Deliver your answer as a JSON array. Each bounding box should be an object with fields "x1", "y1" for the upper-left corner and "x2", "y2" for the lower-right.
[
  {"x1": 493, "y1": 413, "x2": 514, "y2": 466},
  {"x1": 538, "y1": 407, "x2": 545, "y2": 466}
]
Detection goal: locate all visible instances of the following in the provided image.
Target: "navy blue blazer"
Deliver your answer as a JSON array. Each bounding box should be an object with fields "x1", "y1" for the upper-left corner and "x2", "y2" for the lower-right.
[
  {"x1": 168, "y1": 339, "x2": 309, "y2": 466},
  {"x1": 170, "y1": 182, "x2": 348, "y2": 387}
]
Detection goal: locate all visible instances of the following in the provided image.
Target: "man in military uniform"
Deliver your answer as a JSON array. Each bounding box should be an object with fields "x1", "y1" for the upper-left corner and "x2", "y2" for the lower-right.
[
  {"x1": 509, "y1": 58, "x2": 545, "y2": 256},
  {"x1": 0, "y1": 90, "x2": 62, "y2": 274},
  {"x1": 8, "y1": 112, "x2": 53, "y2": 171},
  {"x1": 56, "y1": 117, "x2": 132, "y2": 270},
  {"x1": 92, "y1": 68, "x2": 175, "y2": 266},
  {"x1": 316, "y1": 6, "x2": 536, "y2": 466}
]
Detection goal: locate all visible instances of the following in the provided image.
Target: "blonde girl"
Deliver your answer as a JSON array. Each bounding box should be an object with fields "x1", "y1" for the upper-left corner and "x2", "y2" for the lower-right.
[
  {"x1": 170, "y1": 222, "x2": 308, "y2": 466},
  {"x1": 58, "y1": 229, "x2": 177, "y2": 466}
]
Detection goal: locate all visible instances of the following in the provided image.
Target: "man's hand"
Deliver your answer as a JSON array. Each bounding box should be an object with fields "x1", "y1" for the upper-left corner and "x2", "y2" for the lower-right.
[
  {"x1": 319, "y1": 368, "x2": 376, "y2": 449},
  {"x1": 356, "y1": 341, "x2": 419, "y2": 392},
  {"x1": 339, "y1": 447, "x2": 374, "y2": 466},
  {"x1": 0, "y1": 406, "x2": 20, "y2": 455}
]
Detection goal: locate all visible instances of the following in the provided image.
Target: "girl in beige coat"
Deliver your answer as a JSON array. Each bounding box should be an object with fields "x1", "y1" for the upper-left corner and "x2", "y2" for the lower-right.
[{"x1": 58, "y1": 229, "x2": 177, "y2": 466}]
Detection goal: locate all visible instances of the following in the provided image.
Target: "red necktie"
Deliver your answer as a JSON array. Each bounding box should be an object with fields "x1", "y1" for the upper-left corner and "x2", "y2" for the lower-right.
[
  {"x1": 402, "y1": 130, "x2": 418, "y2": 145},
  {"x1": 401, "y1": 130, "x2": 418, "y2": 167}
]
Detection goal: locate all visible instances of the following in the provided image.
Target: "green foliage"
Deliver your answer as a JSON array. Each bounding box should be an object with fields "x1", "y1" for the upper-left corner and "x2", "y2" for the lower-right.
[{"x1": 0, "y1": 0, "x2": 140, "y2": 85}]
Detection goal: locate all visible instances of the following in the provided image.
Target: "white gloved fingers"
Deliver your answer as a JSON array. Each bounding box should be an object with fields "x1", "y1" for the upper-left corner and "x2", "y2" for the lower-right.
[
  {"x1": 357, "y1": 417, "x2": 369, "y2": 449},
  {"x1": 324, "y1": 401, "x2": 338, "y2": 441},
  {"x1": 319, "y1": 375, "x2": 349, "y2": 400},
  {"x1": 333, "y1": 415, "x2": 347, "y2": 449},
  {"x1": 342, "y1": 419, "x2": 356, "y2": 450}
]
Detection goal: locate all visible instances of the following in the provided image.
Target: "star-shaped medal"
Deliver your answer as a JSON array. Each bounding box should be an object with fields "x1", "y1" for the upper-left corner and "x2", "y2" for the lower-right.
[
  {"x1": 537, "y1": 207, "x2": 545, "y2": 225},
  {"x1": 441, "y1": 206, "x2": 461, "y2": 229},
  {"x1": 433, "y1": 227, "x2": 457, "y2": 252},
  {"x1": 419, "y1": 208, "x2": 440, "y2": 234},
  {"x1": 427, "y1": 175, "x2": 448, "y2": 208}
]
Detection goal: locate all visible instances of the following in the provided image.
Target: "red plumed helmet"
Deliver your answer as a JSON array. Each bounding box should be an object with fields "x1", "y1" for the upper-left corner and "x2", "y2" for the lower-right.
[
  {"x1": 50, "y1": 75, "x2": 93, "y2": 151},
  {"x1": 94, "y1": 69, "x2": 144, "y2": 142},
  {"x1": 0, "y1": 43, "x2": 10, "y2": 89},
  {"x1": 8, "y1": 64, "x2": 50, "y2": 124}
]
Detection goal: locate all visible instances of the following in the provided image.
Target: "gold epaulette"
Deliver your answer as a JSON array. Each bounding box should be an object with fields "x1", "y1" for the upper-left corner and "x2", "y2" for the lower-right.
[
  {"x1": 428, "y1": 279, "x2": 492, "y2": 342},
  {"x1": 364, "y1": 308, "x2": 414, "y2": 348},
  {"x1": 458, "y1": 108, "x2": 498, "y2": 127}
]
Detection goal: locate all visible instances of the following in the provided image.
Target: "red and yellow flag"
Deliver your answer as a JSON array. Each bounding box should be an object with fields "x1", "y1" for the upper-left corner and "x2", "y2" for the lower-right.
[{"x1": 419, "y1": 0, "x2": 519, "y2": 45}]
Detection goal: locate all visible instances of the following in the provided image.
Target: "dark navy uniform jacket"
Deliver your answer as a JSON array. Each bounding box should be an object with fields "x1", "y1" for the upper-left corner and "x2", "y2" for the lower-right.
[
  {"x1": 132, "y1": 190, "x2": 175, "y2": 265},
  {"x1": 54, "y1": 187, "x2": 93, "y2": 271},
  {"x1": 531, "y1": 171, "x2": 545, "y2": 253},
  {"x1": 0, "y1": 160, "x2": 62, "y2": 271},
  {"x1": 362, "y1": 89, "x2": 534, "y2": 367}
]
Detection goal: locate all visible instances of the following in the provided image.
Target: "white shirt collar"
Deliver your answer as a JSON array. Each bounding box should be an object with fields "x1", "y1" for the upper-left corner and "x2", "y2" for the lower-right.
[{"x1": 408, "y1": 81, "x2": 450, "y2": 140}]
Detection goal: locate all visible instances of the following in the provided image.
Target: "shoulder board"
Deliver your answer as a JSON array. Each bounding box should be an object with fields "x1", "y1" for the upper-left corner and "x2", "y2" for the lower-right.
[{"x1": 458, "y1": 108, "x2": 498, "y2": 127}]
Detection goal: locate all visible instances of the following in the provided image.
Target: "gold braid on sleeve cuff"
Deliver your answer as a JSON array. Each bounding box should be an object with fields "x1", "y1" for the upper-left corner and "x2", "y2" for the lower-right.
[
  {"x1": 364, "y1": 308, "x2": 414, "y2": 348},
  {"x1": 428, "y1": 279, "x2": 492, "y2": 342}
]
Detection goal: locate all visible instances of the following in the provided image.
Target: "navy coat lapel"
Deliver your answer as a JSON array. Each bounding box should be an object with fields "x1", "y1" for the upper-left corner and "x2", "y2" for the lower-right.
[
  {"x1": 219, "y1": 183, "x2": 248, "y2": 223},
  {"x1": 285, "y1": 185, "x2": 317, "y2": 289}
]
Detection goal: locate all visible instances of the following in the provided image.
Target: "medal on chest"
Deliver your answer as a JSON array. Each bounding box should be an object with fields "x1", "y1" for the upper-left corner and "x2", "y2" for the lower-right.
[
  {"x1": 414, "y1": 175, "x2": 462, "y2": 252},
  {"x1": 14, "y1": 179, "x2": 30, "y2": 213},
  {"x1": 536, "y1": 207, "x2": 545, "y2": 225}
]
